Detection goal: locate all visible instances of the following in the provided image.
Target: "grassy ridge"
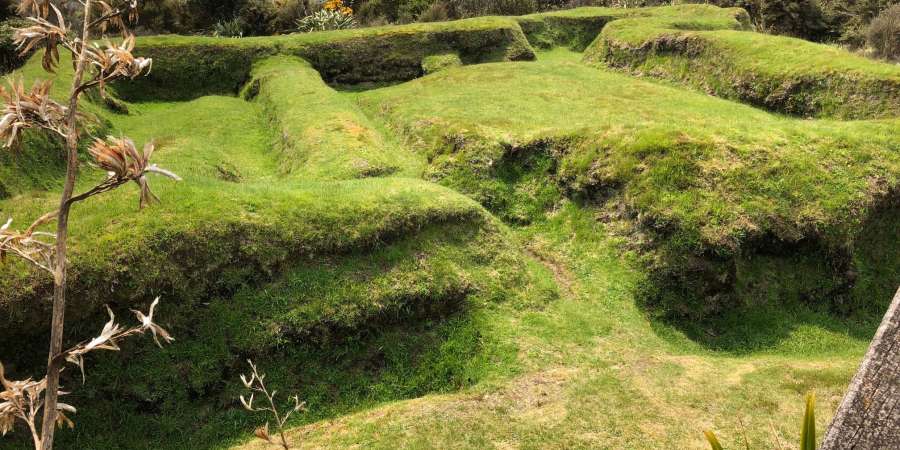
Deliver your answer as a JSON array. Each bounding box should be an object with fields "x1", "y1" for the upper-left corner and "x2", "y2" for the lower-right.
[
  {"x1": 0, "y1": 30, "x2": 548, "y2": 448},
  {"x1": 117, "y1": 16, "x2": 536, "y2": 101},
  {"x1": 353, "y1": 50, "x2": 900, "y2": 318},
  {"x1": 0, "y1": 95, "x2": 497, "y2": 337},
  {"x1": 245, "y1": 55, "x2": 423, "y2": 179},
  {"x1": 0, "y1": 5, "x2": 898, "y2": 449},
  {"x1": 583, "y1": 4, "x2": 900, "y2": 119}
]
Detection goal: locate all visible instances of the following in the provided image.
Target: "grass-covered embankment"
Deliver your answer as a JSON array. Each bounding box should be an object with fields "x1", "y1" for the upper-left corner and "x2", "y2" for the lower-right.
[
  {"x1": 1, "y1": 4, "x2": 898, "y2": 449},
  {"x1": 0, "y1": 50, "x2": 552, "y2": 448},
  {"x1": 353, "y1": 49, "x2": 900, "y2": 320},
  {"x1": 244, "y1": 55, "x2": 423, "y2": 179},
  {"x1": 583, "y1": 4, "x2": 900, "y2": 119},
  {"x1": 236, "y1": 204, "x2": 873, "y2": 449},
  {"x1": 116, "y1": 16, "x2": 536, "y2": 101}
]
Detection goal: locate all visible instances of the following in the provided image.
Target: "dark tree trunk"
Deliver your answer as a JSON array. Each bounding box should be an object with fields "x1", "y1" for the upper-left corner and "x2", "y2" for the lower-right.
[{"x1": 821, "y1": 287, "x2": 900, "y2": 449}]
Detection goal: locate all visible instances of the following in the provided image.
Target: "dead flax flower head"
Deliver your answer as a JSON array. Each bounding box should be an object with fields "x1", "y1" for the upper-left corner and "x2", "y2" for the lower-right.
[
  {"x1": 88, "y1": 136, "x2": 180, "y2": 208},
  {"x1": 1, "y1": 361, "x2": 75, "y2": 441},
  {"x1": 95, "y1": 1, "x2": 141, "y2": 35},
  {"x1": 13, "y1": 2, "x2": 67, "y2": 72},
  {"x1": 131, "y1": 297, "x2": 174, "y2": 347},
  {"x1": 0, "y1": 217, "x2": 57, "y2": 273},
  {"x1": 17, "y1": 0, "x2": 51, "y2": 19},
  {"x1": 64, "y1": 306, "x2": 123, "y2": 381},
  {"x1": 0, "y1": 79, "x2": 68, "y2": 147},
  {"x1": 85, "y1": 36, "x2": 153, "y2": 95}
]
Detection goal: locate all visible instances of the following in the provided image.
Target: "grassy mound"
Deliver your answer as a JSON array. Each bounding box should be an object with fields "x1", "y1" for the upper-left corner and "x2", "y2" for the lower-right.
[
  {"x1": 0, "y1": 35, "x2": 552, "y2": 447},
  {"x1": 0, "y1": 94, "x2": 497, "y2": 334},
  {"x1": 244, "y1": 56, "x2": 422, "y2": 179},
  {"x1": 1, "y1": 5, "x2": 898, "y2": 449},
  {"x1": 116, "y1": 16, "x2": 535, "y2": 101},
  {"x1": 583, "y1": 4, "x2": 900, "y2": 119},
  {"x1": 353, "y1": 50, "x2": 900, "y2": 319}
]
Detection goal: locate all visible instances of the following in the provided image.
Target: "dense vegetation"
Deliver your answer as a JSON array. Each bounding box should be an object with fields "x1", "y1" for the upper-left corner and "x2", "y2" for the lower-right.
[{"x1": 0, "y1": 4, "x2": 897, "y2": 449}]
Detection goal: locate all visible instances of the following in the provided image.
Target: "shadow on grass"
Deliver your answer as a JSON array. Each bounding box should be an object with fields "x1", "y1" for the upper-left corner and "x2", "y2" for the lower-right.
[
  {"x1": 0, "y1": 223, "x2": 524, "y2": 450},
  {"x1": 645, "y1": 205, "x2": 900, "y2": 355}
]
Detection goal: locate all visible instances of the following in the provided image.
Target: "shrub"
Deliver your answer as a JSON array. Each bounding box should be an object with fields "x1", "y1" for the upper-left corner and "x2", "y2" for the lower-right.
[
  {"x1": 868, "y1": 4, "x2": 900, "y2": 60},
  {"x1": 820, "y1": 0, "x2": 894, "y2": 47},
  {"x1": 239, "y1": 0, "x2": 278, "y2": 35},
  {"x1": 418, "y1": 1, "x2": 450, "y2": 22},
  {"x1": 758, "y1": 0, "x2": 830, "y2": 40},
  {"x1": 271, "y1": 0, "x2": 316, "y2": 32},
  {"x1": 296, "y1": 9, "x2": 357, "y2": 31},
  {"x1": 447, "y1": 0, "x2": 537, "y2": 18},
  {"x1": 213, "y1": 18, "x2": 246, "y2": 37},
  {"x1": 0, "y1": 18, "x2": 27, "y2": 74},
  {"x1": 398, "y1": 0, "x2": 436, "y2": 22}
]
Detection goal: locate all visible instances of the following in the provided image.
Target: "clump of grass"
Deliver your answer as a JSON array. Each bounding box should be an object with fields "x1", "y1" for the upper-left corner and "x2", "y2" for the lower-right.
[{"x1": 704, "y1": 393, "x2": 817, "y2": 450}]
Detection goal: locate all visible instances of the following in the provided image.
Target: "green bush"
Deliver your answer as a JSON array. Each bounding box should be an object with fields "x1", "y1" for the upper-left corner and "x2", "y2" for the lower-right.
[
  {"x1": 868, "y1": 4, "x2": 900, "y2": 60},
  {"x1": 296, "y1": 9, "x2": 358, "y2": 31},
  {"x1": 447, "y1": 0, "x2": 538, "y2": 18},
  {"x1": 0, "y1": 18, "x2": 27, "y2": 74},
  {"x1": 820, "y1": 0, "x2": 895, "y2": 47},
  {"x1": 238, "y1": 0, "x2": 278, "y2": 35},
  {"x1": 756, "y1": 0, "x2": 829, "y2": 39},
  {"x1": 271, "y1": 0, "x2": 316, "y2": 32},
  {"x1": 212, "y1": 18, "x2": 246, "y2": 37},
  {"x1": 419, "y1": 1, "x2": 451, "y2": 22}
]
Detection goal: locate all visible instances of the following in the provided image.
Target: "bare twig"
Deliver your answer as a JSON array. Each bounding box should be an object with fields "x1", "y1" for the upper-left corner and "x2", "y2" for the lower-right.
[
  {"x1": 239, "y1": 360, "x2": 306, "y2": 450},
  {"x1": 0, "y1": 1, "x2": 175, "y2": 448},
  {"x1": 1, "y1": 299, "x2": 173, "y2": 447}
]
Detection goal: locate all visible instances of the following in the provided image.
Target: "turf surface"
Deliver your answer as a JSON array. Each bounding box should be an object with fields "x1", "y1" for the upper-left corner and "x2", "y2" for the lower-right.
[{"x1": 0, "y1": 5, "x2": 897, "y2": 449}]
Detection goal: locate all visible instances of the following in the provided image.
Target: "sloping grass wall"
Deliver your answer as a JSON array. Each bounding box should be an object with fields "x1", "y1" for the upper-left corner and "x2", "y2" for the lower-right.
[
  {"x1": 116, "y1": 16, "x2": 535, "y2": 101},
  {"x1": 244, "y1": 56, "x2": 422, "y2": 179},
  {"x1": 355, "y1": 56, "x2": 900, "y2": 320},
  {"x1": 583, "y1": 4, "x2": 900, "y2": 119}
]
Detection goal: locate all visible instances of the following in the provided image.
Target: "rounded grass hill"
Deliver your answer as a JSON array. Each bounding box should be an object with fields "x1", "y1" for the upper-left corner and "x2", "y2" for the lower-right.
[{"x1": 0, "y1": 4, "x2": 897, "y2": 449}]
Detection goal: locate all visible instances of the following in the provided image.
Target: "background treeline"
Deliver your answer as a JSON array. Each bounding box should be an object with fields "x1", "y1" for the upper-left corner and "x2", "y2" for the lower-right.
[
  {"x1": 0, "y1": 0, "x2": 895, "y2": 41},
  {"x1": 0, "y1": 0, "x2": 897, "y2": 70}
]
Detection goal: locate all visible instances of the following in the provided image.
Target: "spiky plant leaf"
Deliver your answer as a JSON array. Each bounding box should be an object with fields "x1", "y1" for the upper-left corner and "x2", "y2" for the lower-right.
[
  {"x1": 800, "y1": 393, "x2": 816, "y2": 450},
  {"x1": 704, "y1": 430, "x2": 725, "y2": 450}
]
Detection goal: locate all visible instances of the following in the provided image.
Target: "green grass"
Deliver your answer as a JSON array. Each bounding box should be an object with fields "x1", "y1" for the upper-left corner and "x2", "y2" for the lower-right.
[
  {"x1": 0, "y1": 27, "x2": 557, "y2": 448},
  {"x1": 236, "y1": 204, "x2": 870, "y2": 449},
  {"x1": 584, "y1": 4, "x2": 900, "y2": 119},
  {"x1": 116, "y1": 16, "x2": 536, "y2": 101},
  {"x1": 350, "y1": 49, "x2": 898, "y2": 319},
  {"x1": 245, "y1": 55, "x2": 423, "y2": 179},
  {"x1": 0, "y1": 4, "x2": 898, "y2": 450}
]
